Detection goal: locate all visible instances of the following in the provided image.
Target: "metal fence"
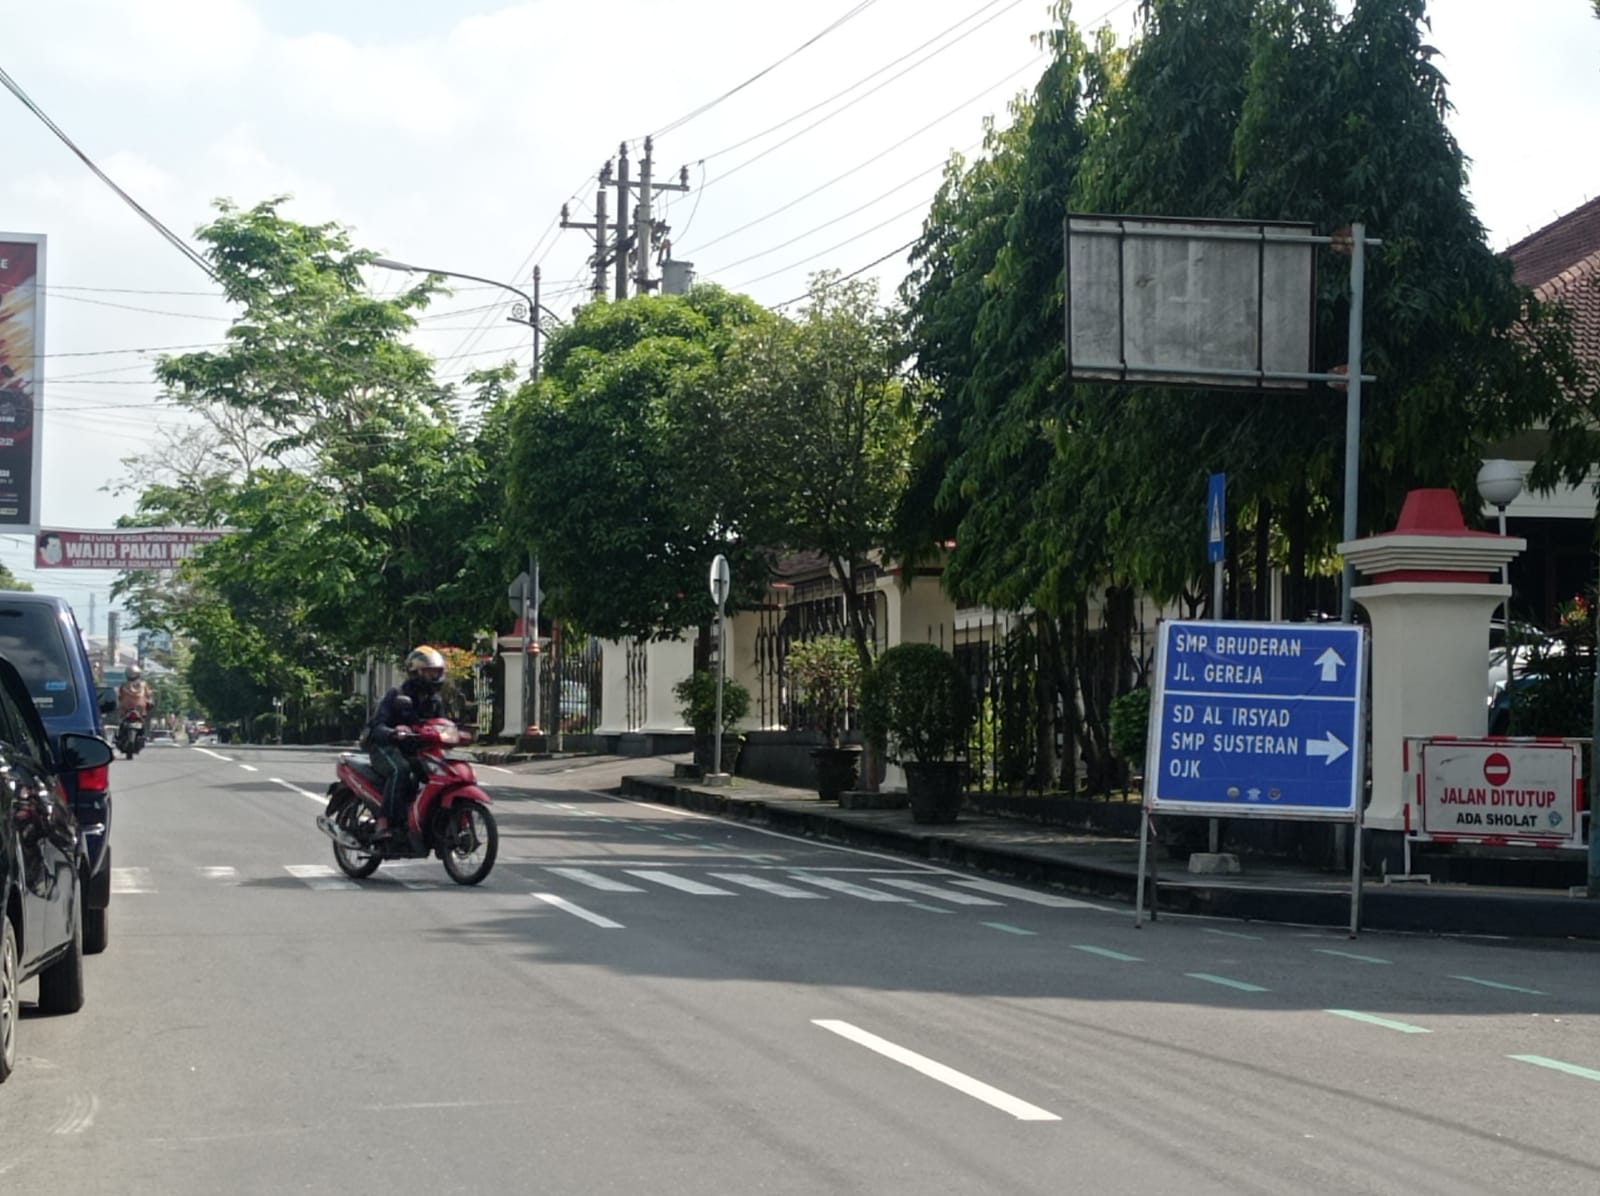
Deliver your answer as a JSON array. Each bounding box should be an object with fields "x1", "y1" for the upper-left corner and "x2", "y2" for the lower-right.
[
  {"x1": 536, "y1": 626, "x2": 604, "y2": 743},
  {"x1": 753, "y1": 572, "x2": 886, "y2": 732},
  {"x1": 624, "y1": 638, "x2": 649, "y2": 732}
]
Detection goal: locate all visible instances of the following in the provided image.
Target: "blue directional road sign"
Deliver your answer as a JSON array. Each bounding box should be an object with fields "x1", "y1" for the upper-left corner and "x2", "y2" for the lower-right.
[
  {"x1": 1206, "y1": 473, "x2": 1226, "y2": 564},
  {"x1": 1145, "y1": 619, "x2": 1367, "y2": 820}
]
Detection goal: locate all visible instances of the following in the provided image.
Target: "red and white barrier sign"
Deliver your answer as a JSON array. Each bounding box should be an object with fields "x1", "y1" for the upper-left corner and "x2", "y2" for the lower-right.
[{"x1": 1417, "y1": 739, "x2": 1580, "y2": 845}]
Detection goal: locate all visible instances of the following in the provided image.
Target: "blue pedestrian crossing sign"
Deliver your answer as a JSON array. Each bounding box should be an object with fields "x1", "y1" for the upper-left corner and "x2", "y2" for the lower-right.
[
  {"x1": 1145, "y1": 619, "x2": 1367, "y2": 820},
  {"x1": 1206, "y1": 473, "x2": 1225, "y2": 564}
]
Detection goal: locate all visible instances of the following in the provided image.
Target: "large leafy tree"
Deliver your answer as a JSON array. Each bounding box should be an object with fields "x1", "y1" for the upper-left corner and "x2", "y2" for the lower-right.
[
  {"x1": 504, "y1": 288, "x2": 777, "y2": 641},
  {"x1": 723, "y1": 273, "x2": 917, "y2": 669}
]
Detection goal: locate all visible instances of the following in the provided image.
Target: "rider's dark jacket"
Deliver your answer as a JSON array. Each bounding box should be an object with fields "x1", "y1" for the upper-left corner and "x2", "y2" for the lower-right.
[{"x1": 363, "y1": 680, "x2": 446, "y2": 748}]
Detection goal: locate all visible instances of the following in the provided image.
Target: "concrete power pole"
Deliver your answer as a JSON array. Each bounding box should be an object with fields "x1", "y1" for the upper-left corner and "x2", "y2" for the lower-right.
[
  {"x1": 560, "y1": 160, "x2": 614, "y2": 302},
  {"x1": 614, "y1": 143, "x2": 631, "y2": 301},
  {"x1": 634, "y1": 136, "x2": 691, "y2": 295}
]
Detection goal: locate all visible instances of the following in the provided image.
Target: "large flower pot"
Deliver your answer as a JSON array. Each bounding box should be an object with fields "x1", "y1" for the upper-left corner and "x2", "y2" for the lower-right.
[
  {"x1": 693, "y1": 733, "x2": 744, "y2": 776},
  {"x1": 904, "y1": 761, "x2": 966, "y2": 824},
  {"x1": 809, "y1": 746, "x2": 863, "y2": 802}
]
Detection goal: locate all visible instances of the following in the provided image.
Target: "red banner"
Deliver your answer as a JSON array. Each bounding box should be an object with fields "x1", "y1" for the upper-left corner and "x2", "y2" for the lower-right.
[
  {"x1": 35, "y1": 528, "x2": 229, "y2": 570},
  {"x1": 0, "y1": 235, "x2": 44, "y2": 529}
]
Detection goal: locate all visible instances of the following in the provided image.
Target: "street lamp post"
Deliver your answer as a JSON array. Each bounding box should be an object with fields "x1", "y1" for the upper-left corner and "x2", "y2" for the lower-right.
[
  {"x1": 372, "y1": 255, "x2": 567, "y2": 741},
  {"x1": 1477, "y1": 459, "x2": 1524, "y2": 731}
]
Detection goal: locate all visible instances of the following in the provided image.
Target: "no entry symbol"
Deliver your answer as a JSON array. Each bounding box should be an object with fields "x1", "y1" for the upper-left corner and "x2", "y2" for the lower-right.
[{"x1": 1483, "y1": 752, "x2": 1512, "y2": 786}]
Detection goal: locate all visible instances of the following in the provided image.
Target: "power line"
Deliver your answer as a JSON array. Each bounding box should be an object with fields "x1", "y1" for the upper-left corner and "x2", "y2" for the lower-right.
[
  {"x1": 771, "y1": 238, "x2": 919, "y2": 310},
  {"x1": 695, "y1": 0, "x2": 1027, "y2": 193},
  {"x1": 685, "y1": 54, "x2": 1042, "y2": 258},
  {"x1": 651, "y1": 0, "x2": 886, "y2": 140},
  {"x1": 0, "y1": 62, "x2": 220, "y2": 285},
  {"x1": 727, "y1": 196, "x2": 932, "y2": 289}
]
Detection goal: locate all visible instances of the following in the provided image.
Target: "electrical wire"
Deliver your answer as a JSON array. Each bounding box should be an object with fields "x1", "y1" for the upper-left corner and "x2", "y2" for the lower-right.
[
  {"x1": 0, "y1": 63, "x2": 220, "y2": 285},
  {"x1": 651, "y1": 0, "x2": 885, "y2": 140},
  {"x1": 770, "y1": 237, "x2": 919, "y2": 310},
  {"x1": 726, "y1": 195, "x2": 932, "y2": 289}
]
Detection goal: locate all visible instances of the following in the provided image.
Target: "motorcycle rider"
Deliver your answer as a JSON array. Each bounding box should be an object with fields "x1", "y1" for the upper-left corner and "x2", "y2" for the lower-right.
[
  {"x1": 116, "y1": 665, "x2": 155, "y2": 749},
  {"x1": 365, "y1": 645, "x2": 448, "y2": 841}
]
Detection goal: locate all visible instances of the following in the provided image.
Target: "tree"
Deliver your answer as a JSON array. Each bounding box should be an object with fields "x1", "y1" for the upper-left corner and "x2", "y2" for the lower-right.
[
  {"x1": 504, "y1": 288, "x2": 778, "y2": 641},
  {"x1": 0, "y1": 560, "x2": 31, "y2": 592},
  {"x1": 724, "y1": 273, "x2": 916, "y2": 670}
]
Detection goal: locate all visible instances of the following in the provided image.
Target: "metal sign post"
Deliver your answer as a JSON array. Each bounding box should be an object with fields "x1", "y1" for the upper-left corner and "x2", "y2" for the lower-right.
[
  {"x1": 708, "y1": 554, "x2": 732, "y2": 784},
  {"x1": 1136, "y1": 618, "x2": 1369, "y2": 935},
  {"x1": 1207, "y1": 473, "x2": 1226, "y2": 616}
]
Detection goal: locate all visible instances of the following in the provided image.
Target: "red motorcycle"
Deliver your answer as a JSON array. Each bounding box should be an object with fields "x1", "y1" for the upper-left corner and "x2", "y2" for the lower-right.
[{"x1": 316, "y1": 718, "x2": 498, "y2": 885}]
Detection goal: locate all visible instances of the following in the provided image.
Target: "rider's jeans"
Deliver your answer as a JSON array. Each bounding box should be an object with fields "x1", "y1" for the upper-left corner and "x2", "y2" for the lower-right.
[{"x1": 371, "y1": 745, "x2": 413, "y2": 825}]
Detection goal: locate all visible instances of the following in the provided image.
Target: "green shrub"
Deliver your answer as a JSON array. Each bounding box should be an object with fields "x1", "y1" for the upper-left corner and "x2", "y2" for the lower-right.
[
  {"x1": 786, "y1": 636, "x2": 862, "y2": 747},
  {"x1": 860, "y1": 642, "x2": 974, "y2": 764},
  {"x1": 1109, "y1": 687, "x2": 1151, "y2": 766},
  {"x1": 673, "y1": 670, "x2": 752, "y2": 735}
]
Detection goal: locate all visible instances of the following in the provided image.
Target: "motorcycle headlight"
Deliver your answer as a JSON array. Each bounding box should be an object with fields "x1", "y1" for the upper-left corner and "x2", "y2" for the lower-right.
[{"x1": 436, "y1": 725, "x2": 461, "y2": 746}]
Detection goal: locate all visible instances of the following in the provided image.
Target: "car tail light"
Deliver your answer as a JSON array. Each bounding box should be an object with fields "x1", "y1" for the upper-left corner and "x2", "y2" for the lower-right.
[{"x1": 78, "y1": 763, "x2": 109, "y2": 793}]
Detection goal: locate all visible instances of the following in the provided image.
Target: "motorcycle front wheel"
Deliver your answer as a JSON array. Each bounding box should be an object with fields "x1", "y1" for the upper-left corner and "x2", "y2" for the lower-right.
[
  {"x1": 440, "y1": 805, "x2": 497, "y2": 886},
  {"x1": 331, "y1": 793, "x2": 382, "y2": 880}
]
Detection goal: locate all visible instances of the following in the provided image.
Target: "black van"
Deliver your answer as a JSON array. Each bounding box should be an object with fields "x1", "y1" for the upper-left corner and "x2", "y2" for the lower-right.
[{"x1": 0, "y1": 593, "x2": 115, "y2": 953}]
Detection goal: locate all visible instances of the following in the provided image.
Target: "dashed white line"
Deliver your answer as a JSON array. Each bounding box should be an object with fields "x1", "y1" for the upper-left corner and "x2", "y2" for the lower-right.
[
  {"x1": 193, "y1": 747, "x2": 232, "y2": 762},
  {"x1": 239, "y1": 764, "x2": 258, "y2": 773},
  {"x1": 813, "y1": 1020, "x2": 1059, "y2": 1122},
  {"x1": 531, "y1": 892, "x2": 624, "y2": 928},
  {"x1": 271, "y1": 777, "x2": 327, "y2": 803}
]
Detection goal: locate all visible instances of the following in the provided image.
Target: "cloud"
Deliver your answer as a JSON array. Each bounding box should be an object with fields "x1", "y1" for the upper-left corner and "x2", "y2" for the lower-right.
[
  {"x1": 36, "y1": 0, "x2": 264, "y2": 89},
  {"x1": 270, "y1": 32, "x2": 474, "y2": 137}
]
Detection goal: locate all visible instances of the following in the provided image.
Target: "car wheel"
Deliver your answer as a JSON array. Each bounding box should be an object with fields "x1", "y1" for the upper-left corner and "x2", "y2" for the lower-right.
[
  {"x1": 0, "y1": 917, "x2": 17, "y2": 1083},
  {"x1": 37, "y1": 889, "x2": 85, "y2": 1016}
]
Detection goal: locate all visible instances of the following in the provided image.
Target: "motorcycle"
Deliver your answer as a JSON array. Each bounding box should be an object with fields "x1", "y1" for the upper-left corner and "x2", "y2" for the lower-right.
[
  {"x1": 116, "y1": 710, "x2": 146, "y2": 760},
  {"x1": 315, "y1": 716, "x2": 498, "y2": 886}
]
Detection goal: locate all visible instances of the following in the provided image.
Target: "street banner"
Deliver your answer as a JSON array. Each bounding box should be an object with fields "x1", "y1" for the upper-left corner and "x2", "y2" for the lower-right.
[
  {"x1": 35, "y1": 527, "x2": 229, "y2": 570},
  {"x1": 0, "y1": 234, "x2": 45, "y2": 530}
]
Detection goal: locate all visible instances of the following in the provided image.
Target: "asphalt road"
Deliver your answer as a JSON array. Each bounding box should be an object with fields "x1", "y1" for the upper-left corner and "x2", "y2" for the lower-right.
[{"x1": 4, "y1": 743, "x2": 1600, "y2": 1194}]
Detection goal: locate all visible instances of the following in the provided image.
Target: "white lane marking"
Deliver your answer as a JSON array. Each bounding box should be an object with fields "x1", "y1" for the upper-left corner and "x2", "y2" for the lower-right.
[
  {"x1": 487, "y1": 766, "x2": 514, "y2": 775},
  {"x1": 546, "y1": 867, "x2": 646, "y2": 893},
  {"x1": 950, "y1": 879, "x2": 1108, "y2": 909},
  {"x1": 198, "y1": 866, "x2": 240, "y2": 883},
  {"x1": 625, "y1": 870, "x2": 735, "y2": 896},
  {"x1": 284, "y1": 864, "x2": 359, "y2": 892},
  {"x1": 111, "y1": 867, "x2": 154, "y2": 894},
  {"x1": 872, "y1": 878, "x2": 1003, "y2": 906},
  {"x1": 789, "y1": 874, "x2": 911, "y2": 903},
  {"x1": 813, "y1": 1020, "x2": 1060, "y2": 1122},
  {"x1": 239, "y1": 764, "x2": 259, "y2": 773},
  {"x1": 709, "y1": 872, "x2": 827, "y2": 899},
  {"x1": 1186, "y1": 972, "x2": 1269, "y2": 993},
  {"x1": 1325, "y1": 1009, "x2": 1430, "y2": 1034},
  {"x1": 531, "y1": 892, "x2": 624, "y2": 928},
  {"x1": 1316, "y1": 948, "x2": 1391, "y2": 965},
  {"x1": 1452, "y1": 975, "x2": 1550, "y2": 996},
  {"x1": 1509, "y1": 1054, "x2": 1600, "y2": 1083},
  {"x1": 1202, "y1": 927, "x2": 1263, "y2": 941},
  {"x1": 193, "y1": 747, "x2": 232, "y2": 762},
  {"x1": 270, "y1": 777, "x2": 326, "y2": 803}
]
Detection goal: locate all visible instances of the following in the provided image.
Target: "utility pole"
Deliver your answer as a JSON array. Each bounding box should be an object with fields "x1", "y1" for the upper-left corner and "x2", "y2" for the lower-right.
[
  {"x1": 634, "y1": 136, "x2": 691, "y2": 295},
  {"x1": 614, "y1": 142, "x2": 631, "y2": 301},
  {"x1": 559, "y1": 160, "x2": 613, "y2": 302}
]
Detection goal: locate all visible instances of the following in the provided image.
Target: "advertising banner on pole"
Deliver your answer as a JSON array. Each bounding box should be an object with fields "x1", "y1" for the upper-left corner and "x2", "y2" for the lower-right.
[
  {"x1": 0, "y1": 233, "x2": 45, "y2": 530},
  {"x1": 35, "y1": 527, "x2": 229, "y2": 570}
]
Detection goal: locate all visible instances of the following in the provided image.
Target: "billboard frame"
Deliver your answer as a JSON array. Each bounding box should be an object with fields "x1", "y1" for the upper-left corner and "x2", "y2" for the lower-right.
[{"x1": 0, "y1": 231, "x2": 46, "y2": 533}]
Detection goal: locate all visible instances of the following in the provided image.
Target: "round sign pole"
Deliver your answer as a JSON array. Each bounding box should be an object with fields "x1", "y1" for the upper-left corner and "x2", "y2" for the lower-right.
[{"x1": 709, "y1": 555, "x2": 732, "y2": 785}]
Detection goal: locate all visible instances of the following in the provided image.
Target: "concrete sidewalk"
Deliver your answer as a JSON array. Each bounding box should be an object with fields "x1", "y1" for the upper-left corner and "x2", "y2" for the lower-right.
[{"x1": 619, "y1": 771, "x2": 1600, "y2": 940}]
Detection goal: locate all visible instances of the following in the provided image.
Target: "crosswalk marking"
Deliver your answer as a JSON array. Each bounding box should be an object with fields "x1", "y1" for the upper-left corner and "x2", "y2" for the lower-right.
[
  {"x1": 950, "y1": 878, "x2": 1108, "y2": 909},
  {"x1": 624, "y1": 870, "x2": 735, "y2": 896},
  {"x1": 547, "y1": 867, "x2": 647, "y2": 893},
  {"x1": 709, "y1": 873, "x2": 827, "y2": 899},
  {"x1": 872, "y1": 878, "x2": 1003, "y2": 906},
  {"x1": 531, "y1": 892, "x2": 624, "y2": 928},
  {"x1": 111, "y1": 867, "x2": 154, "y2": 894},
  {"x1": 198, "y1": 866, "x2": 239, "y2": 883},
  {"x1": 788, "y1": 874, "x2": 912, "y2": 903},
  {"x1": 283, "y1": 864, "x2": 359, "y2": 892}
]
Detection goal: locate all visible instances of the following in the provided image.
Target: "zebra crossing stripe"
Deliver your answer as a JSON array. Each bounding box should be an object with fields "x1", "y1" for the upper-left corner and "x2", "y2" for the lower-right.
[
  {"x1": 547, "y1": 867, "x2": 647, "y2": 893},
  {"x1": 787, "y1": 874, "x2": 912, "y2": 903},
  {"x1": 111, "y1": 867, "x2": 154, "y2": 894},
  {"x1": 708, "y1": 873, "x2": 826, "y2": 899},
  {"x1": 872, "y1": 878, "x2": 1003, "y2": 906},
  {"x1": 625, "y1": 870, "x2": 735, "y2": 895},
  {"x1": 283, "y1": 864, "x2": 359, "y2": 892}
]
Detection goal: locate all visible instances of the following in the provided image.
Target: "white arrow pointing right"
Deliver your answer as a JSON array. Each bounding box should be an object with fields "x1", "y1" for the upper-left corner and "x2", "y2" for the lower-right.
[{"x1": 1305, "y1": 732, "x2": 1349, "y2": 766}]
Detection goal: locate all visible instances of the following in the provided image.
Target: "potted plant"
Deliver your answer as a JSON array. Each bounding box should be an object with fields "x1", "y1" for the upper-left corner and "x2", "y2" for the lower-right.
[
  {"x1": 786, "y1": 635, "x2": 863, "y2": 800},
  {"x1": 860, "y1": 642, "x2": 974, "y2": 824},
  {"x1": 673, "y1": 670, "x2": 751, "y2": 776}
]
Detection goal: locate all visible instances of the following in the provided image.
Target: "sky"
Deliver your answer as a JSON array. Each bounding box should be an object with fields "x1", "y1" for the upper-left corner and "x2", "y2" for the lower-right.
[{"x1": 2, "y1": 0, "x2": 1597, "y2": 634}]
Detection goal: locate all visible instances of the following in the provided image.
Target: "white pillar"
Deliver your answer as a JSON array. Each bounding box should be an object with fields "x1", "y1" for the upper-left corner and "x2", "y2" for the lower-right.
[
  {"x1": 644, "y1": 637, "x2": 695, "y2": 732},
  {"x1": 597, "y1": 638, "x2": 629, "y2": 734}
]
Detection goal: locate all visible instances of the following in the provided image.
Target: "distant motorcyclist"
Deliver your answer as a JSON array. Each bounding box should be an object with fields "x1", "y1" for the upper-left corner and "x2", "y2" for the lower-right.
[
  {"x1": 117, "y1": 665, "x2": 154, "y2": 721},
  {"x1": 364, "y1": 646, "x2": 448, "y2": 841}
]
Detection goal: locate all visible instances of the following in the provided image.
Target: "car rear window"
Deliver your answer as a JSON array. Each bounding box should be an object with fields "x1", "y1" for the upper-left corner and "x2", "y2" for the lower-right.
[{"x1": 0, "y1": 603, "x2": 80, "y2": 717}]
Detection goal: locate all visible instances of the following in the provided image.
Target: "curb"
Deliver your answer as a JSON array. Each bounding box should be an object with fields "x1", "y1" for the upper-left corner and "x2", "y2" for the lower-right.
[{"x1": 619, "y1": 776, "x2": 1600, "y2": 940}]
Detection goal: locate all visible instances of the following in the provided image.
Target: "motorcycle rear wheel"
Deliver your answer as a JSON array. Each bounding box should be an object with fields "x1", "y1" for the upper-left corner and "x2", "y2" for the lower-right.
[
  {"x1": 331, "y1": 793, "x2": 382, "y2": 880},
  {"x1": 440, "y1": 805, "x2": 497, "y2": 886}
]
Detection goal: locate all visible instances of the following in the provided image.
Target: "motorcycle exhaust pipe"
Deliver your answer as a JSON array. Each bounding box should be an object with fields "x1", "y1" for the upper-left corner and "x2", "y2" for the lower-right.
[{"x1": 315, "y1": 815, "x2": 367, "y2": 853}]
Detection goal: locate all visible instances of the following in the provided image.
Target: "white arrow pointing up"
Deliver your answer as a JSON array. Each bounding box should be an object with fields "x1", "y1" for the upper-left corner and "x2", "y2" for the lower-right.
[
  {"x1": 1305, "y1": 732, "x2": 1349, "y2": 766},
  {"x1": 1314, "y1": 646, "x2": 1346, "y2": 683}
]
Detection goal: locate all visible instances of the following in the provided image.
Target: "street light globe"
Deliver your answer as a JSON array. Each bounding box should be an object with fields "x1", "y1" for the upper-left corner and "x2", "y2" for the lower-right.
[{"x1": 1476, "y1": 458, "x2": 1524, "y2": 509}]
